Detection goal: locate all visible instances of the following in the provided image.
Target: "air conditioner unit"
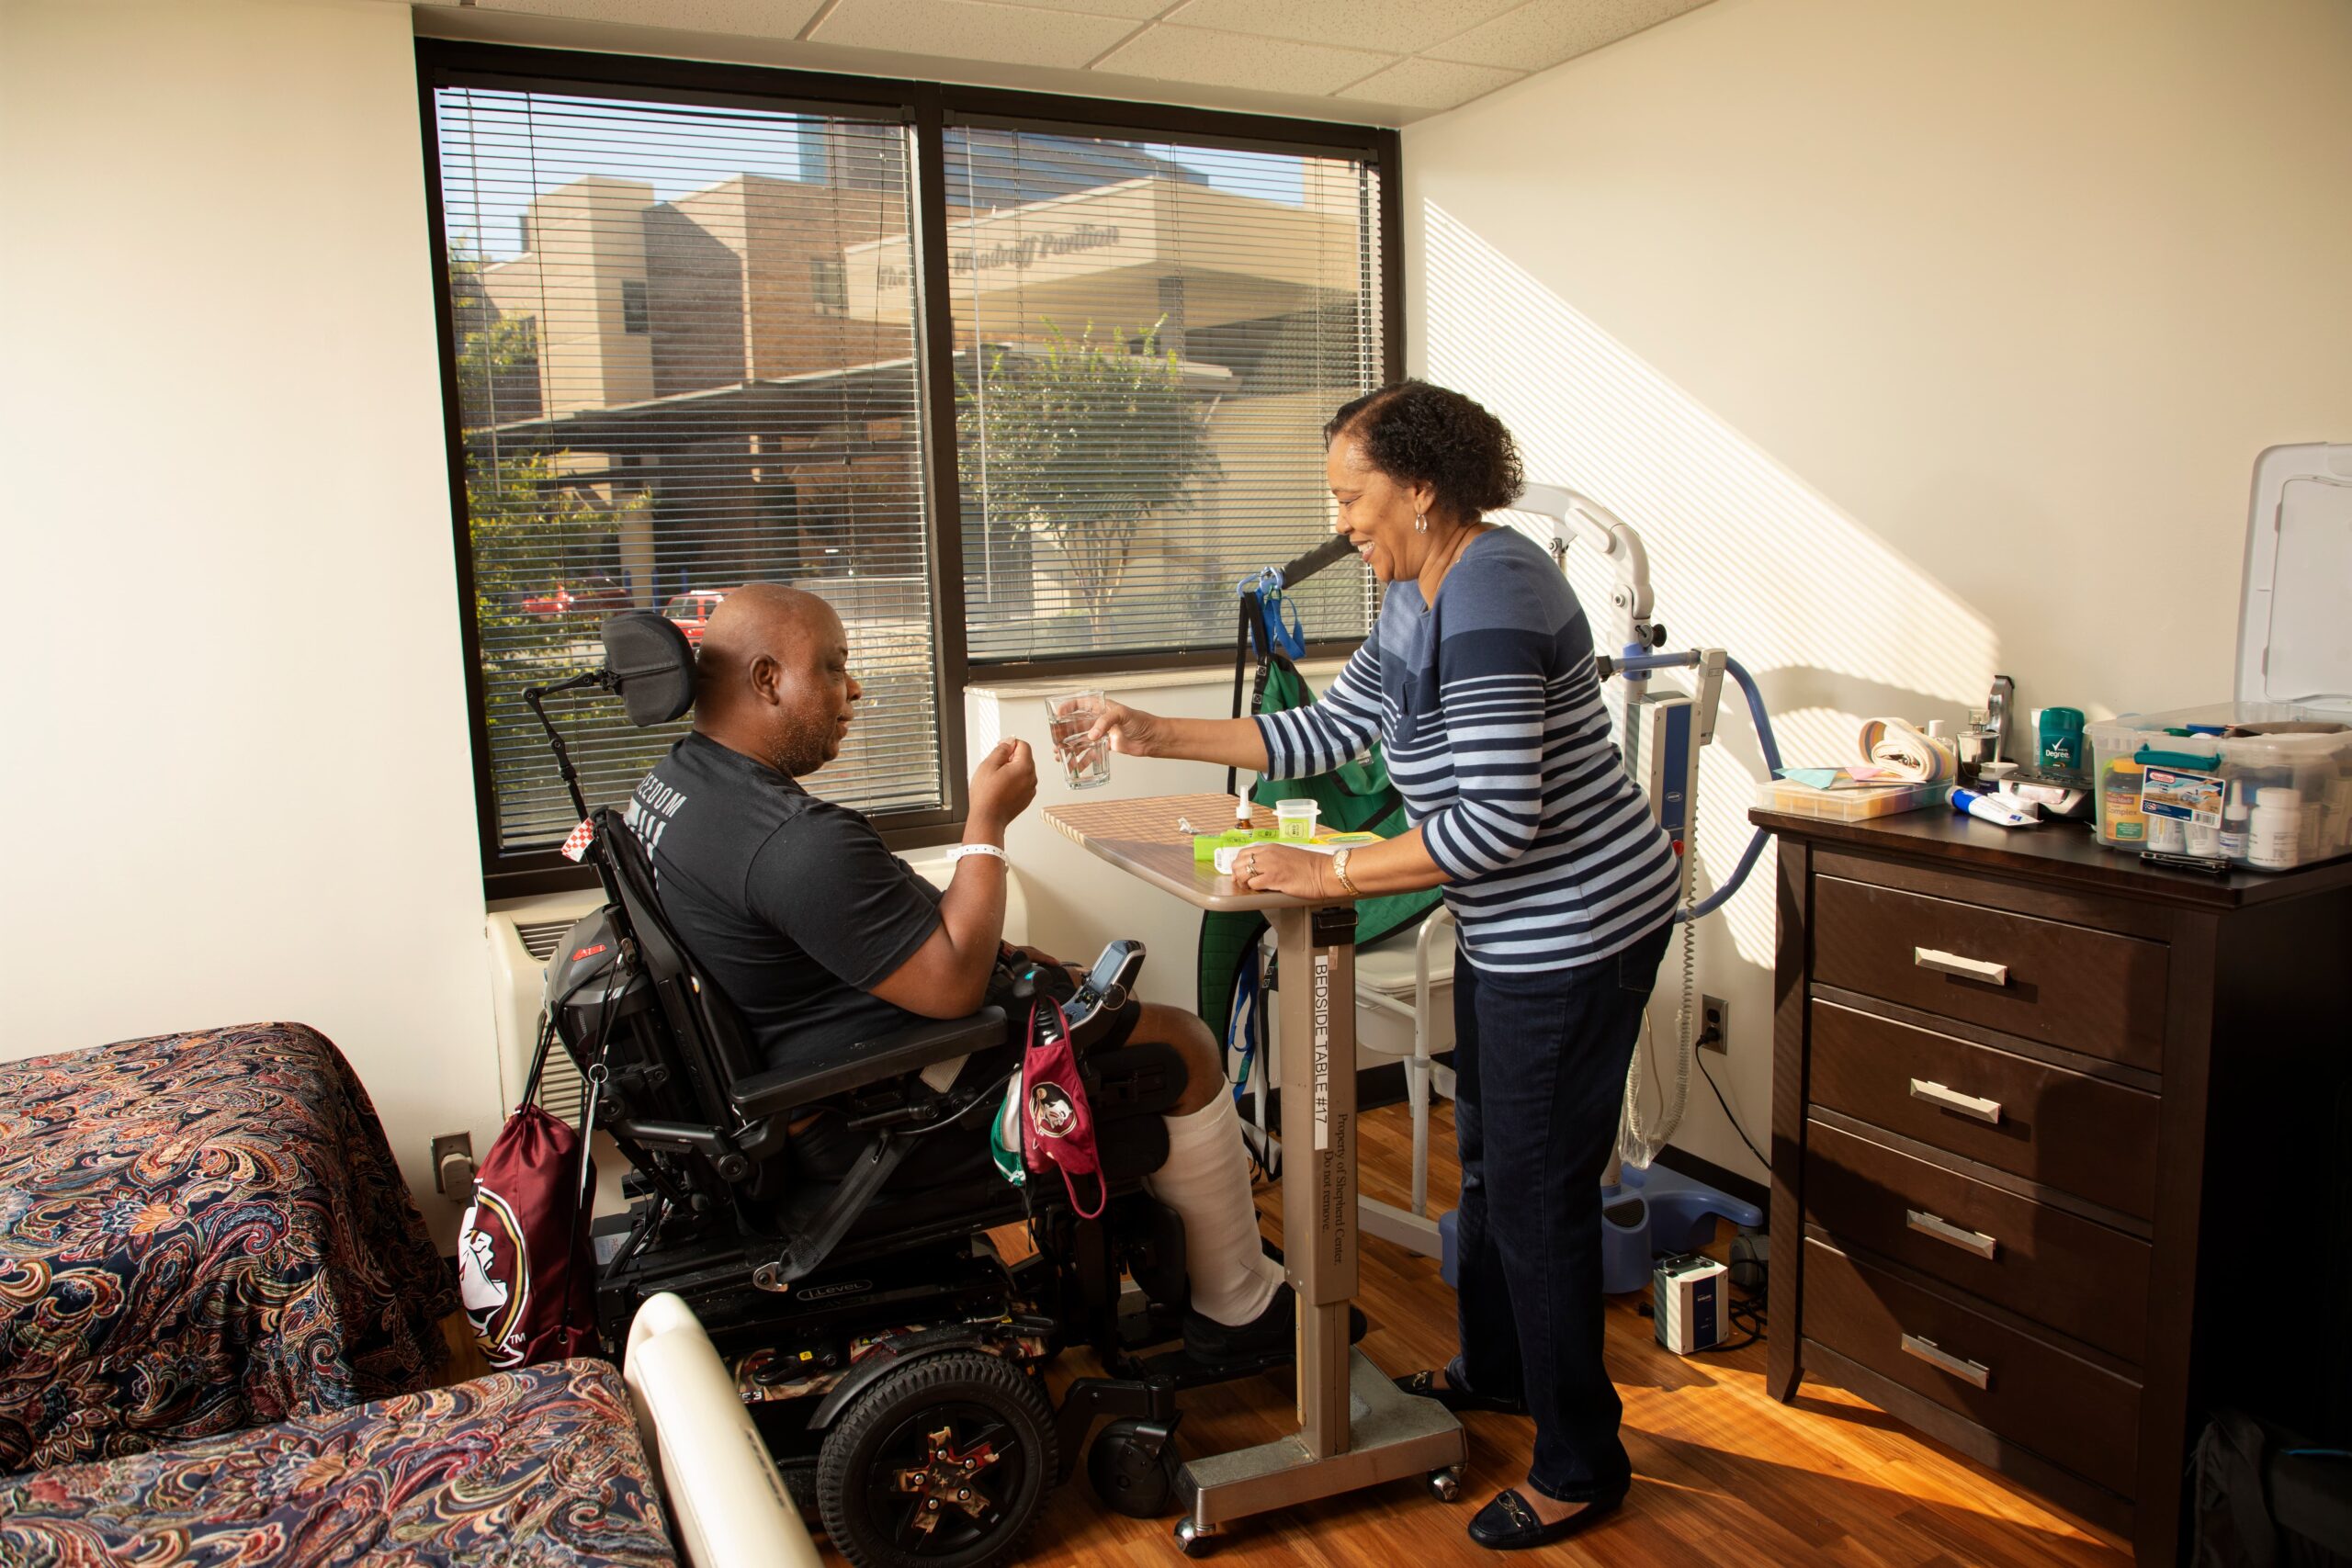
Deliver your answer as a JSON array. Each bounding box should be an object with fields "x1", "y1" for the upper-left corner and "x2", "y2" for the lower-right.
[{"x1": 487, "y1": 888, "x2": 605, "y2": 1126}]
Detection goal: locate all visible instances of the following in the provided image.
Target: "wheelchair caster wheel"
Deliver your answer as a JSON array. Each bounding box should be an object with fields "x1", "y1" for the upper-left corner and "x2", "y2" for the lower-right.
[
  {"x1": 1088, "y1": 1417, "x2": 1179, "y2": 1518},
  {"x1": 1174, "y1": 1517, "x2": 1216, "y2": 1557},
  {"x1": 1427, "y1": 1466, "x2": 1464, "y2": 1503}
]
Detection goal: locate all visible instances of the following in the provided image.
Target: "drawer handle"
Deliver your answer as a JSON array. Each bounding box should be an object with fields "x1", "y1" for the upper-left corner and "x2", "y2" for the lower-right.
[
  {"x1": 1915, "y1": 947, "x2": 2010, "y2": 987},
  {"x1": 1909, "y1": 1077, "x2": 2003, "y2": 1124},
  {"x1": 1905, "y1": 1208, "x2": 1999, "y2": 1259},
  {"x1": 1901, "y1": 1332, "x2": 1992, "y2": 1390}
]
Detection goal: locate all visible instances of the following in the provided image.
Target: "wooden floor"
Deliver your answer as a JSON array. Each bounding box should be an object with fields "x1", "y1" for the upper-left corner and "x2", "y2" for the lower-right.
[
  {"x1": 994, "y1": 1099, "x2": 2131, "y2": 1568},
  {"x1": 441, "y1": 1100, "x2": 2134, "y2": 1566}
]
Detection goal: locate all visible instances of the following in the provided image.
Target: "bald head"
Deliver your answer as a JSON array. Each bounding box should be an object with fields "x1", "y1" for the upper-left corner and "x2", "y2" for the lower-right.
[{"x1": 693, "y1": 583, "x2": 862, "y2": 777}]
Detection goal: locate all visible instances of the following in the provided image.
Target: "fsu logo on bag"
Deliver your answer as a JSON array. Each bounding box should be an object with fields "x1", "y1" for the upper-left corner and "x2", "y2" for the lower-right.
[
  {"x1": 458, "y1": 1183, "x2": 533, "y2": 1368},
  {"x1": 1028, "y1": 1082, "x2": 1079, "y2": 1139}
]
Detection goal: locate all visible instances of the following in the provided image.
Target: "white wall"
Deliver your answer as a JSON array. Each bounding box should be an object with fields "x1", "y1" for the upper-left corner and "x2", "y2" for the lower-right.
[
  {"x1": 1404, "y1": 0, "x2": 2352, "y2": 1182},
  {"x1": 0, "y1": 0, "x2": 503, "y2": 1245}
]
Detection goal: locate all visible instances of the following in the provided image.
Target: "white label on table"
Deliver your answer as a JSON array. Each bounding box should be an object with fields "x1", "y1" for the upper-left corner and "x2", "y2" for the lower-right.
[{"x1": 1312, "y1": 952, "x2": 1331, "y2": 1151}]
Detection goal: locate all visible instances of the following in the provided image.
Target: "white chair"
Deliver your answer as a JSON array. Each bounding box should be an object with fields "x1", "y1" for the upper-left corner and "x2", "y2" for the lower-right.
[{"x1": 1246, "y1": 906, "x2": 1457, "y2": 1258}]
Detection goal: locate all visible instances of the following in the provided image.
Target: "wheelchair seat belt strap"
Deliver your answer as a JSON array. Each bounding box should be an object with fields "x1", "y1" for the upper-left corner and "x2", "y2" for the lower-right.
[{"x1": 761, "y1": 1134, "x2": 914, "y2": 1288}]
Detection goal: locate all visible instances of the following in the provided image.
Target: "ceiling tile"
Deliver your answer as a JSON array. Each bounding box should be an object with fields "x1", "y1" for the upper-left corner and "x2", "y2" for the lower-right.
[
  {"x1": 811, "y1": 0, "x2": 1138, "y2": 67},
  {"x1": 1166, "y1": 0, "x2": 1521, "y2": 55},
  {"x1": 991, "y1": 0, "x2": 1170, "y2": 17},
  {"x1": 1424, "y1": 0, "x2": 1713, "y2": 71},
  {"x1": 482, "y1": 0, "x2": 828, "y2": 33},
  {"x1": 1333, "y1": 55, "x2": 1522, "y2": 111},
  {"x1": 1093, "y1": 22, "x2": 1396, "y2": 94}
]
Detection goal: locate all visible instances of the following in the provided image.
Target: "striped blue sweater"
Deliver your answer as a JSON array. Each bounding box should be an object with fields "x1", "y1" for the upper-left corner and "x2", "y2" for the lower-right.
[{"x1": 1257, "y1": 527, "x2": 1680, "y2": 973}]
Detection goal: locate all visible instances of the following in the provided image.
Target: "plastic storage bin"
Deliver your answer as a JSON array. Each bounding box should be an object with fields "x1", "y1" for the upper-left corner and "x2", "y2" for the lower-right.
[
  {"x1": 2088, "y1": 704, "x2": 2352, "y2": 871},
  {"x1": 1755, "y1": 777, "x2": 1948, "y2": 822}
]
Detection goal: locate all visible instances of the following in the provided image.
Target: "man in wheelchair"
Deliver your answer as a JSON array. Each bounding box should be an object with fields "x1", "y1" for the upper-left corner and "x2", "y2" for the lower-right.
[{"x1": 625, "y1": 583, "x2": 1293, "y2": 1368}]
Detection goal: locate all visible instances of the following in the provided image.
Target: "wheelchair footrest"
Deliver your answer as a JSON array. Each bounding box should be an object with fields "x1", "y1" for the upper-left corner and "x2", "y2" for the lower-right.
[
  {"x1": 1130, "y1": 1342, "x2": 1296, "y2": 1392},
  {"x1": 1115, "y1": 1298, "x2": 1185, "y2": 1353}
]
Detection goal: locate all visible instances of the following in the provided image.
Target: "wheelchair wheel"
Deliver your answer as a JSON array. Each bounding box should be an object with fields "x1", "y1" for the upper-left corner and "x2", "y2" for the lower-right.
[{"x1": 816, "y1": 1350, "x2": 1057, "y2": 1568}]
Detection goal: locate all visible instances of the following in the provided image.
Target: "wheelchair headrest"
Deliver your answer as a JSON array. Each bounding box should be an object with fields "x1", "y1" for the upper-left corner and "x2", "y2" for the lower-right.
[{"x1": 602, "y1": 611, "x2": 695, "y2": 728}]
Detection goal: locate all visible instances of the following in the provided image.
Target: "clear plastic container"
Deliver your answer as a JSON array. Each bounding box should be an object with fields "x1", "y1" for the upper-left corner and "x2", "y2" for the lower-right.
[
  {"x1": 1754, "y1": 777, "x2": 1948, "y2": 821},
  {"x1": 2086, "y1": 703, "x2": 2352, "y2": 871}
]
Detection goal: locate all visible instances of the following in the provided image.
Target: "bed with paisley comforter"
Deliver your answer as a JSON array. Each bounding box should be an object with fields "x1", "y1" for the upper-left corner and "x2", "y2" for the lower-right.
[
  {"x1": 0, "y1": 1021, "x2": 458, "y2": 1472},
  {"x1": 0, "y1": 1358, "x2": 676, "y2": 1567}
]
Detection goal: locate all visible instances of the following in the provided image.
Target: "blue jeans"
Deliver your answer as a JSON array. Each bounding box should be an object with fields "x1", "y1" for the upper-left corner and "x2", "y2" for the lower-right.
[{"x1": 1450, "y1": 921, "x2": 1672, "y2": 1504}]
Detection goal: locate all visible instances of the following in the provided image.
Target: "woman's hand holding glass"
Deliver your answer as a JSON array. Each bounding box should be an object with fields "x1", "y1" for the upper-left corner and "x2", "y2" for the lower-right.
[{"x1": 1072, "y1": 698, "x2": 1166, "y2": 759}]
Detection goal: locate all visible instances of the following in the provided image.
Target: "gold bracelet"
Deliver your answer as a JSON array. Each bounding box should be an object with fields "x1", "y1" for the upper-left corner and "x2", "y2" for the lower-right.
[{"x1": 1330, "y1": 847, "x2": 1363, "y2": 897}]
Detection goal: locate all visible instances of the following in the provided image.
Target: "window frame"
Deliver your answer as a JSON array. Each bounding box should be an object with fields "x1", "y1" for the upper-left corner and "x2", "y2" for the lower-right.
[{"x1": 416, "y1": 39, "x2": 1403, "y2": 897}]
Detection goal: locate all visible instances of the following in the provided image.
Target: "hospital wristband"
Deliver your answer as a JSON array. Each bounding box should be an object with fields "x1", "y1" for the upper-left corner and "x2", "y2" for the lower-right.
[{"x1": 946, "y1": 843, "x2": 1009, "y2": 867}]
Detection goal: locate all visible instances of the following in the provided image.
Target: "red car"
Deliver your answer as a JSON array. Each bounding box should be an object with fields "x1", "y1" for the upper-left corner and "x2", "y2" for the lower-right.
[
  {"x1": 521, "y1": 578, "x2": 632, "y2": 617},
  {"x1": 662, "y1": 590, "x2": 729, "y2": 647}
]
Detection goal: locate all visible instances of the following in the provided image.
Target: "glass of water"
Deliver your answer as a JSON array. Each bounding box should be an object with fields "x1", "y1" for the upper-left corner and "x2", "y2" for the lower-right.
[{"x1": 1043, "y1": 689, "x2": 1111, "y2": 789}]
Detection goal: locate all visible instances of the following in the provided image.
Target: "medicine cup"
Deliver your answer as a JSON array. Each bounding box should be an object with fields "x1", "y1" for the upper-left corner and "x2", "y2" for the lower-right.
[{"x1": 1274, "y1": 799, "x2": 1319, "y2": 841}]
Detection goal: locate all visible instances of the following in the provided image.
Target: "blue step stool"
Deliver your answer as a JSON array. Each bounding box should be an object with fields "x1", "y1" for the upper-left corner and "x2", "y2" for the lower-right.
[{"x1": 1439, "y1": 1162, "x2": 1762, "y2": 1294}]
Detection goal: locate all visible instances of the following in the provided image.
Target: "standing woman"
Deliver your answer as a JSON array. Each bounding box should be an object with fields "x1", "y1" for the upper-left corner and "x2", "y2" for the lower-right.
[{"x1": 1080, "y1": 381, "x2": 1680, "y2": 1551}]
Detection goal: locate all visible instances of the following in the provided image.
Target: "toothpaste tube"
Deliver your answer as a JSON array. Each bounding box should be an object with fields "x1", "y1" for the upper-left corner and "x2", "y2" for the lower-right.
[{"x1": 1951, "y1": 785, "x2": 2040, "y2": 829}]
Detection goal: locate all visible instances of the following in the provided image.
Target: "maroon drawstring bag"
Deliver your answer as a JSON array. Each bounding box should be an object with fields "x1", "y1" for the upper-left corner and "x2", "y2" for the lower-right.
[
  {"x1": 458, "y1": 1026, "x2": 599, "y2": 1368},
  {"x1": 1023, "y1": 997, "x2": 1105, "y2": 1218}
]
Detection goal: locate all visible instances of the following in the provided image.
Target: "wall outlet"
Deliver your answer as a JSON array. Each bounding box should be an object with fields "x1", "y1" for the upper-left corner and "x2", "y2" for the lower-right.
[
  {"x1": 1699, "y1": 996, "x2": 1729, "y2": 1052},
  {"x1": 430, "y1": 1132, "x2": 476, "y2": 1198}
]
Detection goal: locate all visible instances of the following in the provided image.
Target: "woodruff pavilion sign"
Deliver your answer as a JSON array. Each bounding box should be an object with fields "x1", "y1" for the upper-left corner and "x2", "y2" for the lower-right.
[{"x1": 875, "y1": 223, "x2": 1121, "y2": 291}]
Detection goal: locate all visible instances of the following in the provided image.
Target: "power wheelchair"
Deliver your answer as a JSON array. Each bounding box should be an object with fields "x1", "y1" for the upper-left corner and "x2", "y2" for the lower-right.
[{"x1": 523, "y1": 611, "x2": 1289, "y2": 1568}]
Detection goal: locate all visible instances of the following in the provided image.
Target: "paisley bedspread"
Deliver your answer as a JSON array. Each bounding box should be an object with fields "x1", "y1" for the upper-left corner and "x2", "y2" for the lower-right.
[
  {"x1": 0, "y1": 1022, "x2": 458, "y2": 1472},
  {"x1": 0, "y1": 1359, "x2": 676, "y2": 1567}
]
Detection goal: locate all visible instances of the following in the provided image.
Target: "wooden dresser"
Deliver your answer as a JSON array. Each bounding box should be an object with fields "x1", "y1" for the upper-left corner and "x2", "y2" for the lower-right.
[{"x1": 1753, "y1": 807, "x2": 2352, "y2": 1564}]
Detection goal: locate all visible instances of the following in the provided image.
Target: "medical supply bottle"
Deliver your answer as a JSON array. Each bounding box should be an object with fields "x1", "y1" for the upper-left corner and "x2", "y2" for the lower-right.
[
  {"x1": 2219, "y1": 782, "x2": 2250, "y2": 859},
  {"x1": 2100, "y1": 760, "x2": 2146, "y2": 844},
  {"x1": 2245, "y1": 787, "x2": 2303, "y2": 870}
]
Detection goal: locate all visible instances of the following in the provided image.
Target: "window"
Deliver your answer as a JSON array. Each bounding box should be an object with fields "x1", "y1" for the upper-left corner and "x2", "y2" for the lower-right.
[
  {"x1": 808, "y1": 257, "x2": 847, "y2": 317},
  {"x1": 423, "y1": 45, "x2": 1396, "y2": 890},
  {"x1": 950, "y1": 130, "x2": 1385, "y2": 663}
]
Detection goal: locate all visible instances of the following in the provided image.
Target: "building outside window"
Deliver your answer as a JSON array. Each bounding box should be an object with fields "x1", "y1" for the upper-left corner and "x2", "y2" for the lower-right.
[
  {"x1": 424, "y1": 48, "x2": 1396, "y2": 890},
  {"x1": 808, "y1": 256, "x2": 848, "y2": 318}
]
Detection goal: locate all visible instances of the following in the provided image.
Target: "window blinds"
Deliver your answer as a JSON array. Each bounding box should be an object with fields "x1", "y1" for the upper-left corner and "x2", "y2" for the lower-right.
[
  {"x1": 947, "y1": 129, "x2": 1383, "y2": 664},
  {"x1": 433, "y1": 87, "x2": 945, "y2": 855}
]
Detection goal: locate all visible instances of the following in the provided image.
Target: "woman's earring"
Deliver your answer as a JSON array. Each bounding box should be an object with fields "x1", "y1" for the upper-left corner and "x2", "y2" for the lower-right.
[{"x1": 1414, "y1": 512, "x2": 1428, "y2": 534}]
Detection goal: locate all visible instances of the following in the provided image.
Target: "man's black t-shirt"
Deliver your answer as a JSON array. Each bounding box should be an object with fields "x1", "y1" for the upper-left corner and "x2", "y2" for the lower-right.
[{"x1": 624, "y1": 732, "x2": 942, "y2": 1073}]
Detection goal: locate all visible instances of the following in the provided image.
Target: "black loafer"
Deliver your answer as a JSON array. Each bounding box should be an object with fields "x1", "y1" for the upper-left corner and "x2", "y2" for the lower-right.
[
  {"x1": 1466, "y1": 1489, "x2": 1621, "y2": 1551},
  {"x1": 1394, "y1": 1364, "x2": 1528, "y2": 1416}
]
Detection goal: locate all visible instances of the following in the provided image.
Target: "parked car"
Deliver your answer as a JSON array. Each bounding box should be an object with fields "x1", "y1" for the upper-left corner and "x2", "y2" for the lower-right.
[
  {"x1": 662, "y1": 590, "x2": 729, "y2": 647},
  {"x1": 521, "y1": 578, "x2": 632, "y2": 617}
]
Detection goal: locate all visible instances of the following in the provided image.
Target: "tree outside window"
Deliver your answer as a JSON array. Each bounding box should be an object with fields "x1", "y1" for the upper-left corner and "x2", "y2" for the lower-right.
[{"x1": 957, "y1": 320, "x2": 1218, "y2": 648}]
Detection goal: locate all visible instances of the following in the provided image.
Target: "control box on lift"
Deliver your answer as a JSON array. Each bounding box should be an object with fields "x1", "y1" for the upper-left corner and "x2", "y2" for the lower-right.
[{"x1": 1625, "y1": 649, "x2": 1727, "y2": 880}]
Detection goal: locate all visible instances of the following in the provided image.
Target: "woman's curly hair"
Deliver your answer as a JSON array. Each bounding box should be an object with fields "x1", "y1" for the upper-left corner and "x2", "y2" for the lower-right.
[{"x1": 1324, "y1": 380, "x2": 1524, "y2": 523}]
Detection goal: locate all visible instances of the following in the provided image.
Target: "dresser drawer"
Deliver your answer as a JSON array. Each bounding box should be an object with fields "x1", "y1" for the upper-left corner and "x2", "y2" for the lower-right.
[
  {"x1": 1814, "y1": 875, "x2": 2168, "y2": 1070},
  {"x1": 1803, "y1": 1237, "x2": 2141, "y2": 1496},
  {"x1": 1809, "y1": 1000, "x2": 2160, "y2": 1220},
  {"x1": 1803, "y1": 1120, "x2": 2152, "y2": 1361}
]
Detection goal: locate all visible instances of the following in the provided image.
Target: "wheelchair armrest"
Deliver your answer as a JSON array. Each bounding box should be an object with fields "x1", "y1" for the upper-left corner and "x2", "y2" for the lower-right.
[{"x1": 729, "y1": 1008, "x2": 1008, "y2": 1122}]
